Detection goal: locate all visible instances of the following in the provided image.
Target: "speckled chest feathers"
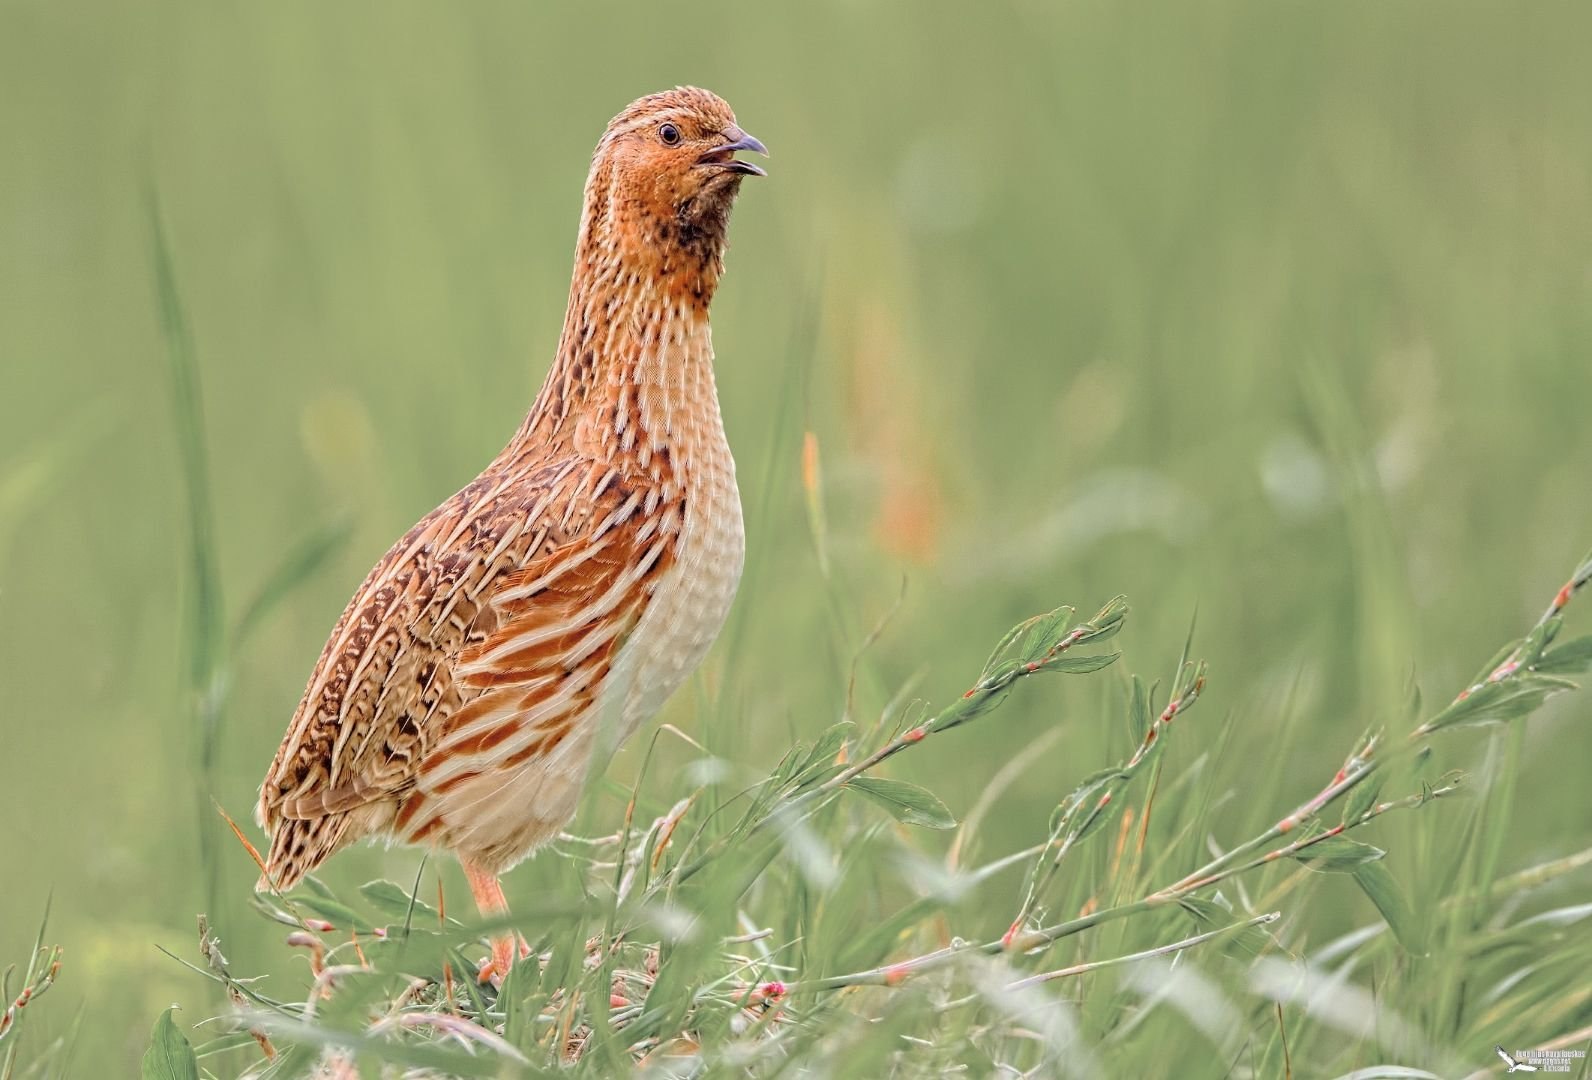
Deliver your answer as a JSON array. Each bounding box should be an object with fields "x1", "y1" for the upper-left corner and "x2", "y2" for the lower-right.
[{"x1": 256, "y1": 89, "x2": 753, "y2": 884}]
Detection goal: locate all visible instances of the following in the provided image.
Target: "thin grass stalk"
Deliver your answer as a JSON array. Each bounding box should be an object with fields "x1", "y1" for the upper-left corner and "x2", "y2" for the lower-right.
[{"x1": 147, "y1": 190, "x2": 227, "y2": 919}]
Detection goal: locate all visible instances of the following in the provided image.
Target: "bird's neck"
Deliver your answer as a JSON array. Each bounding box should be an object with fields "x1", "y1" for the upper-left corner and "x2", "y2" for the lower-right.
[{"x1": 513, "y1": 212, "x2": 728, "y2": 463}]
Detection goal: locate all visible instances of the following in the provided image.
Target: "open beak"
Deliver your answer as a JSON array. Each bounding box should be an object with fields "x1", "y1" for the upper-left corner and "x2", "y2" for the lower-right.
[{"x1": 699, "y1": 128, "x2": 769, "y2": 177}]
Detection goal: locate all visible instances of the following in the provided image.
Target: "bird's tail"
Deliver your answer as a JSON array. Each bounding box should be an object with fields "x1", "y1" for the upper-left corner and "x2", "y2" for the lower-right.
[{"x1": 257, "y1": 813, "x2": 351, "y2": 894}]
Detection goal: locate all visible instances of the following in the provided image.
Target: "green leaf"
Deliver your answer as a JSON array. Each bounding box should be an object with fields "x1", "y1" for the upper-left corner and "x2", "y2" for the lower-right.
[
  {"x1": 141, "y1": 1008, "x2": 199, "y2": 1080},
  {"x1": 1128, "y1": 675, "x2": 1151, "y2": 742},
  {"x1": 795, "y1": 763, "x2": 847, "y2": 791},
  {"x1": 1402, "y1": 678, "x2": 1423, "y2": 726},
  {"x1": 1017, "y1": 605, "x2": 1073, "y2": 660},
  {"x1": 1049, "y1": 767, "x2": 1123, "y2": 834},
  {"x1": 285, "y1": 894, "x2": 374, "y2": 932},
  {"x1": 1518, "y1": 617, "x2": 1562, "y2": 665},
  {"x1": 1535, "y1": 636, "x2": 1592, "y2": 676},
  {"x1": 768, "y1": 744, "x2": 805, "y2": 790},
  {"x1": 1341, "y1": 776, "x2": 1385, "y2": 825},
  {"x1": 298, "y1": 873, "x2": 337, "y2": 900},
  {"x1": 1353, "y1": 860, "x2": 1426, "y2": 954},
  {"x1": 1466, "y1": 640, "x2": 1521, "y2": 690},
  {"x1": 1422, "y1": 675, "x2": 1578, "y2": 733},
  {"x1": 980, "y1": 618, "x2": 1033, "y2": 679},
  {"x1": 1079, "y1": 596, "x2": 1130, "y2": 645},
  {"x1": 1295, "y1": 836, "x2": 1386, "y2": 872},
  {"x1": 359, "y1": 879, "x2": 441, "y2": 924},
  {"x1": 1177, "y1": 895, "x2": 1223, "y2": 922},
  {"x1": 1176, "y1": 895, "x2": 1272, "y2": 958},
  {"x1": 796, "y1": 722, "x2": 854, "y2": 780},
  {"x1": 1171, "y1": 659, "x2": 1208, "y2": 704},
  {"x1": 1041, "y1": 652, "x2": 1121, "y2": 675},
  {"x1": 847, "y1": 777, "x2": 957, "y2": 829}
]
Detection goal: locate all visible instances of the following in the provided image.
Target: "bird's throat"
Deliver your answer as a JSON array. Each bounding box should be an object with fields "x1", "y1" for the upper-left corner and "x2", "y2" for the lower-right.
[
  {"x1": 512, "y1": 167, "x2": 737, "y2": 458},
  {"x1": 517, "y1": 254, "x2": 721, "y2": 457}
]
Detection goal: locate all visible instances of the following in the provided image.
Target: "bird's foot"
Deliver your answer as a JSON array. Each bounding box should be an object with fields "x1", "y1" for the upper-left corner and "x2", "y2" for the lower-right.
[
  {"x1": 475, "y1": 955, "x2": 505, "y2": 988},
  {"x1": 476, "y1": 934, "x2": 533, "y2": 988}
]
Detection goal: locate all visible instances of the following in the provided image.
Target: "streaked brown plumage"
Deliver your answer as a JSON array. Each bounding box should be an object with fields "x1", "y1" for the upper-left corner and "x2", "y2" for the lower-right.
[{"x1": 256, "y1": 87, "x2": 765, "y2": 979}]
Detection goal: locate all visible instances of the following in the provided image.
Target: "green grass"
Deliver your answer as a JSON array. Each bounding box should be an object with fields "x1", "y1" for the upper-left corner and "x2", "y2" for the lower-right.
[
  {"x1": 3, "y1": 0, "x2": 1592, "y2": 1075},
  {"x1": 120, "y1": 576, "x2": 1592, "y2": 1076}
]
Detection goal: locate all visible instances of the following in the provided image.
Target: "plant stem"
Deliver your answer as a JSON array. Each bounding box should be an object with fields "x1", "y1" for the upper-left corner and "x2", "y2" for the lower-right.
[
  {"x1": 934, "y1": 911, "x2": 1280, "y2": 1011},
  {"x1": 803, "y1": 560, "x2": 1589, "y2": 999},
  {"x1": 672, "y1": 600, "x2": 1127, "y2": 887}
]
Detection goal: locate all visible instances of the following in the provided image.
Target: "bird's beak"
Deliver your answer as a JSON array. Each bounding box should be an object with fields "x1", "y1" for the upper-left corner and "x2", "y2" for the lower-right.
[{"x1": 699, "y1": 127, "x2": 769, "y2": 177}]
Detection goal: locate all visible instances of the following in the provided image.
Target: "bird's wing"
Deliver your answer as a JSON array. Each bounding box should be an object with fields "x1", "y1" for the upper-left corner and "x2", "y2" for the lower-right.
[
  {"x1": 408, "y1": 490, "x2": 674, "y2": 799},
  {"x1": 1499, "y1": 1047, "x2": 1513, "y2": 1064},
  {"x1": 257, "y1": 454, "x2": 653, "y2": 830}
]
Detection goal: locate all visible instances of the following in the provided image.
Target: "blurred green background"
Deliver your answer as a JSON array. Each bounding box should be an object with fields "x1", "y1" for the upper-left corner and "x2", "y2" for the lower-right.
[{"x1": 3, "y1": 0, "x2": 1591, "y2": 1071}]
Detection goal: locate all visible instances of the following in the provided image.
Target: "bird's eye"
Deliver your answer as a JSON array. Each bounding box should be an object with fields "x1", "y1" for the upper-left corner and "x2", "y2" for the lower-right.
[{"x1": 659, "y1": 123, "x2": 682, "y2": 147}]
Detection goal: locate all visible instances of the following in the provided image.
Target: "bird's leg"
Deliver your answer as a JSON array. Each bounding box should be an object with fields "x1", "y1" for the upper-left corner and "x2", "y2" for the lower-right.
[{"x1": 463, "y1": 861, "x2": 529, "y2": 986}]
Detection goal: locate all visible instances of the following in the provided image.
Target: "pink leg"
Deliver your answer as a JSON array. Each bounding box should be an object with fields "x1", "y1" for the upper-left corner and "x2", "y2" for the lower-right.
[{"x1": 463, "y1": 861, "x2": 526, "y2": 985}]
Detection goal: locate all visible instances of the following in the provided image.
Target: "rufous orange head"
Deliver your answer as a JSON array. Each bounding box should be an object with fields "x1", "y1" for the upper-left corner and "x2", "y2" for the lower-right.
[{"x1": 580, "y1": 87, "x2": 767, "y2": 290}]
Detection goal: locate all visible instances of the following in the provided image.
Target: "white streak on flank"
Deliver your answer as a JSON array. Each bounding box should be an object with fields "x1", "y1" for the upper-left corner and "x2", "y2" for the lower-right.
[
  {"x1": 445, "y1": 671, "x2": 569, "y2": 746},
  {"x1": 478, "y1": 514, "x2": 527, "y2": 572},
  {"x1": 463, "y1": 573, "x2": 635, "y2": 671},
  {"x1": 592, "y1": 490, "x2": 643, "y2": 539},
  {"x1": 455, "y1": 677, "x2": 593, "y2": 768},
  {"x1": 490, "y1": 533, "x2": 614, "y2": 606}
]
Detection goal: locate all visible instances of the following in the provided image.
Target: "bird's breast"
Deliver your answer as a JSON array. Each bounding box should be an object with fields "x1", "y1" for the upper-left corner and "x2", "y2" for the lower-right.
[{"x1": 613, "y1": 398, "x2": 744, "y2": 735}]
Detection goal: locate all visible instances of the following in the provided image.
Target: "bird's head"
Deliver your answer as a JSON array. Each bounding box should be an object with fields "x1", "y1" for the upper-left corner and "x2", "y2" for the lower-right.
[{"x1": 580, "y1": 87, "x2": 767, "y2": 296}]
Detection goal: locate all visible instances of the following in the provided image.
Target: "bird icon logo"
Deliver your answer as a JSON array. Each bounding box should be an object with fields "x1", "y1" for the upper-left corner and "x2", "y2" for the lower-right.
[{"x1": 1496, "y1": 1046, "x2": 1539, "y2": 1072}]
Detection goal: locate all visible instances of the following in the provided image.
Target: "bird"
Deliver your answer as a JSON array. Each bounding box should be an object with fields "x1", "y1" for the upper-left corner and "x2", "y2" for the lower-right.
[
  {"x1": 1496, "y1": 1047, "x2": 1538, "y2": 1073},
  {"x1": 255, "y1": 87, "x2": 766, "y2": 984}
]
